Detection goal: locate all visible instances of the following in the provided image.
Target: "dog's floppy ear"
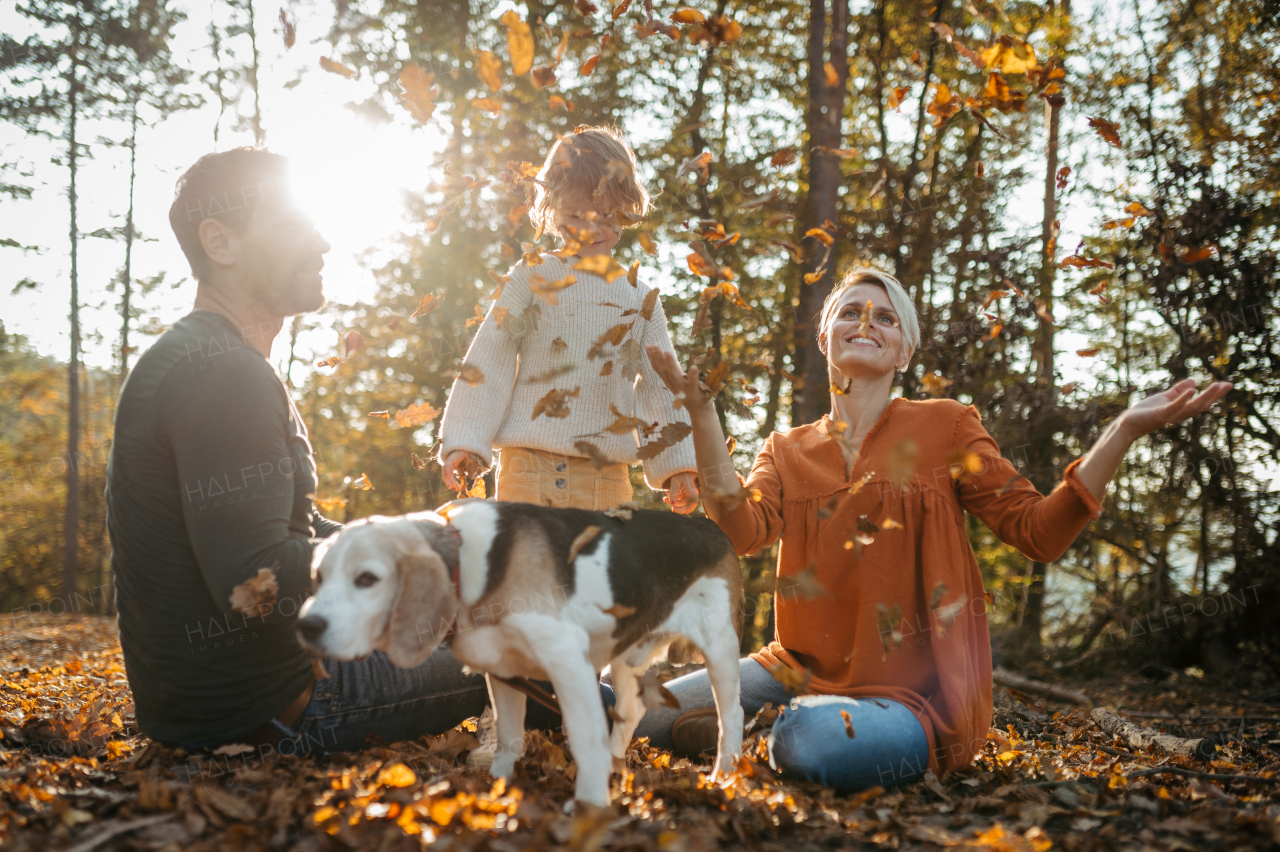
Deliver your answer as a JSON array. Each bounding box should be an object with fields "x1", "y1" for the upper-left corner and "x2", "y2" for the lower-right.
[{"x1": 384, "y1": 550, "x2": 457, "y2": 668}]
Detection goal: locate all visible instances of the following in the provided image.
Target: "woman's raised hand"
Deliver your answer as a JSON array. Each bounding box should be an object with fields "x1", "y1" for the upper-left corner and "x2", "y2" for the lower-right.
[
  {"x1": 645, "y1": 345, "x2": 715, "y2": 417},
  {"x1": 1118, "y1": 378, "x2": 1233, "y2": 441}
]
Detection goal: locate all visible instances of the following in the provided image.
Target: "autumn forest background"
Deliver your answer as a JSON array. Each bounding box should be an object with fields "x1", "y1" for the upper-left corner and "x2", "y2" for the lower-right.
[{"x1": 1, "y1": 0, "x2": 1278, "y2": 681}]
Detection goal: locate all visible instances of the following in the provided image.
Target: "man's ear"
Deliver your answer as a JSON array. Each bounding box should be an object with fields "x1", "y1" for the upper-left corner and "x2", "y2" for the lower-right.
[
  {"x1": 384, "y1": 551, "x2": 457, "y2": 668},
  {"x1": 198, "y1": 218, "x2": 238, "y2": 271}
]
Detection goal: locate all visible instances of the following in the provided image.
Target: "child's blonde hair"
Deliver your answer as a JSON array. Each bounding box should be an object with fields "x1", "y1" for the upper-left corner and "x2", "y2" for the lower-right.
[
  {"x1": 818, "y1": 267, "x2": 922, "y2": 366},
  {"x1": 529, "y1": 126, "x2": 650, "y2": 237}
]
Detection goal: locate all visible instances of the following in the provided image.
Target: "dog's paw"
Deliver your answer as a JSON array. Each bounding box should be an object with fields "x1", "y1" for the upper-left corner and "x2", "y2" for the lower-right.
[{"x1": 489, "y1": 752, "x2": 517, "y2": 779}]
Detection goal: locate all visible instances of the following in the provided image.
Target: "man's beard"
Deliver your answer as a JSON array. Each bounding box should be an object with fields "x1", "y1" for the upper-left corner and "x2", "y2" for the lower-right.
[{"x1": 251, "y1": 266, "x2": 327, "y2": 316}]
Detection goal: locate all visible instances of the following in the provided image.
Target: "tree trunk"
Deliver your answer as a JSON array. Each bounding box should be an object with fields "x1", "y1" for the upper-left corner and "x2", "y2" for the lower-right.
[
  {"x1": 63, "y1": 33, "x2": 82, "y2": 603},
  {"x1": 245, "y1": 0, "x2": 264, "y2": 145},
  {"x1": 792, "y1": 0, "x2": 849, "y2": 428},
  {"x1": 119, "y1": 92, "x2": 139, "y2": 384},
  {"x1": 1015, "y1": 83, "x2": 1065, "y2": 658}
]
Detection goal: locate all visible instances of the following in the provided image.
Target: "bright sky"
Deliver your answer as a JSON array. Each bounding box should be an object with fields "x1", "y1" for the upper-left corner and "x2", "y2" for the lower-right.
[{"x1": 0, "y1": 0, "x2": 446, "y2": 381}]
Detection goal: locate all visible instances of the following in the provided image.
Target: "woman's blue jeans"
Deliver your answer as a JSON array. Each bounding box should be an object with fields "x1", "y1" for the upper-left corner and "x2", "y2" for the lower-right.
[{"x1": 632, "y1": 657, "x2": 931, "y2": 792}]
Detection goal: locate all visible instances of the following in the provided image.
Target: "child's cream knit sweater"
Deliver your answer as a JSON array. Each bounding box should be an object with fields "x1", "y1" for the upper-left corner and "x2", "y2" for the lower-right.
[{"x1": 437, "y1": 255, "x2": 698, "y2": 490}]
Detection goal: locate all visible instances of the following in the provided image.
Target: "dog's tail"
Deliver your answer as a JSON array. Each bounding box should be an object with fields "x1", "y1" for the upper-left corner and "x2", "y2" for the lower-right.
[{"x1": 665, "y1": 635, "x2": 706, "y2": 666}]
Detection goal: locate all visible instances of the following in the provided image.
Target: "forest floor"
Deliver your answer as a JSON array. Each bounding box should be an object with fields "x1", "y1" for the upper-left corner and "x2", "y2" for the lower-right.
[{"x1": 1, "y1": 613, "x2": 1278, "y2": 852}]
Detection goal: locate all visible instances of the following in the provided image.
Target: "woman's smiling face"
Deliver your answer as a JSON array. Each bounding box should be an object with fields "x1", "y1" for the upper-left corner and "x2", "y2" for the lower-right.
[{"x1": 823, "y1": 283, "x2": 909, "y2": 377}]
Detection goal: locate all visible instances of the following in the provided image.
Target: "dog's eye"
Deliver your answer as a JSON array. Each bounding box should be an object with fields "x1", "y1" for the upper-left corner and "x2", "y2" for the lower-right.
[{"x1": 354, "y1": 571, "x2": 380, "y2": 589}]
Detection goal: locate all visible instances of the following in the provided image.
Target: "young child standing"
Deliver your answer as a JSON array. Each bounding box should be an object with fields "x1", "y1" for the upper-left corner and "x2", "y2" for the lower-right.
[{"x1": 437, "y1": 126, "x2": 699, "y2": 513}]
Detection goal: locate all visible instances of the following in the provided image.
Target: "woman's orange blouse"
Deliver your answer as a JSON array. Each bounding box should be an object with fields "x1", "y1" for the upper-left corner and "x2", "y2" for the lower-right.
[{"x1": 703, "y1": 398, "x2": 1102, "y2": 777}]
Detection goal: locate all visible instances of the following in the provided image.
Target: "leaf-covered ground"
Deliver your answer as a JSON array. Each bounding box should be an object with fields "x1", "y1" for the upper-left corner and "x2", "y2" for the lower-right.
[{"x1": 2, "y1": 614, "x2": 1278, "y2": 851}]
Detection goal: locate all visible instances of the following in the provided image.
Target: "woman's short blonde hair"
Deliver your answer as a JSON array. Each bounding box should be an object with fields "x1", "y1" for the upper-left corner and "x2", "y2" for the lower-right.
[
  {"x1": 817, "y1": 267, "x2": 922, "y2": 367},
  {"x1": 529, "y1": 126, "x2": 650, "y2": 237}
]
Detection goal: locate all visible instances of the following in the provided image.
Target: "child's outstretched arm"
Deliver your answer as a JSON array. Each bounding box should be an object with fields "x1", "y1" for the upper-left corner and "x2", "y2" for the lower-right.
[
  {"x1": 436, "y1": 266, "x2": 534, "y2": 482},
  {"x1": 634, "y1": 287, "x2": 699, "y2": 511}
]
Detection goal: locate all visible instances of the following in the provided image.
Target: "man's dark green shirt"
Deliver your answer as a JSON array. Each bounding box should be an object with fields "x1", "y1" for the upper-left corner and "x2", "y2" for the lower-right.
[{"x1": 107, "y1": 310, "x2": 339, "y2": 746}]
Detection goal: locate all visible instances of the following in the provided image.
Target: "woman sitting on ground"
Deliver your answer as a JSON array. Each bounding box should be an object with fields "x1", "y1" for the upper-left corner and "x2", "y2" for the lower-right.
[{"x1": 640, "y1": 267, "x2": 1230, "y2": 791}]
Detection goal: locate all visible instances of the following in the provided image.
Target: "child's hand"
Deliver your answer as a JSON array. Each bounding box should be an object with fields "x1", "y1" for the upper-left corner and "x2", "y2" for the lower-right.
[
  {"x1": 442, "y1": 450, "x2": 486, "y2": 492},
  {"x1": 645, "y1": 345, "x2": 716, "y2": 418},
  {"x1": 664, "y1": 471, "x2": 699, "y2": 514}
]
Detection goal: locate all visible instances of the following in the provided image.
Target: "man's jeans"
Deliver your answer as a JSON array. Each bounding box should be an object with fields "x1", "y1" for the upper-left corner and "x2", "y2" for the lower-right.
[
  {"x1": 183, "y1": 646, "x2": 602, "y2": 756},
  {"x1": 633, "y1": 657, "x2": 931, "y2": 792}
]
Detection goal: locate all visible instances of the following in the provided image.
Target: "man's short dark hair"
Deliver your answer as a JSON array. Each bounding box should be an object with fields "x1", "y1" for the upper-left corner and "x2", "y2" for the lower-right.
[{"x1": 168, "y1": 148, "x2": 290, "y2": 282}]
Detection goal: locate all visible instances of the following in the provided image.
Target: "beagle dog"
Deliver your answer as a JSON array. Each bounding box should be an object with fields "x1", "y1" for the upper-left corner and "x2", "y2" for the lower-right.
[{"x1": 295, "y1": 499, "x2": 744, "y2": 806}]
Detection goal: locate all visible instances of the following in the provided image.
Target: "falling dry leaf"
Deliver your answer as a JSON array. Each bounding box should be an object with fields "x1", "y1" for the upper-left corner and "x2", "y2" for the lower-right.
[
  {"x1": 1181, "y1": 246, "x2": 1216, "y2": 263},
  {"x1": 352, "y1": 472, "x2": 374, "y2": 490},
  {"x1": 876, "y1": 602, "x2": 904, "y2": 660},
  {"x1": 229, "y1": 567, "x2": 279, "y2": 616},
  {"x1": 500, "y1": 9, "x2": 534, "y2": 76},
  {"x1": 411, "y1": 292, "x2": 445, "y2": 319},
  {"x1": 601, "y1": 603, "x2": 636, "y2": 618},
  {"x1": 316, "y1": 355, "x2": 344, "y2": 368},
  {"x1": 458, "y1": 363, "x2": 485, "y2": 386},
  {"x1": 1077, "y1": 347, "x2": 1101, "y2": 357},
  {"x1": 398, "y1": 63, "x2": 437, "y2": 122},
  {"x1": 475, "y1": 49, "x2": 502, "y2": 90},
  {"x1": 1088, "y1": 116, "x2": 1123, "y2": 148},
  {"x1": 587, "y1": 322, "x2": 634, "y2": 359},
  {"x1": 927, "y1": 82, "x2": 960, "y2": 127},
  {"x1": 320, "y1": 56, "x2": 356, "y2": 78},
  {"x1": 530, "y1": 273, "x2": 577, "y2": 305},
  {"x1": 394, "y1": 402, "x2": 440, "y2": 428},
  {"x1": 471, "y1": 97, "x2": 502, "y2": 115},
  {"x1": 636, "y1": 422, "x2": 692, "y2": 460},
  {"x1": 776, "y1": 563, "x2": 829, "y2": 601},
  {"x1": 568, "y1": 525, "x2": 602, "y2": 561},
  {"x1": 532, "y1": 386, "x2": 580, "y2": 419},
  {"x1": 920, "y1": 371, "x2": 953, "y2": 397},
  {"x1": 410, "y1": 453, "x2": 429, "y2": 470},
  {"x1": 768, "y1": 662, "x2": 813, "y2": 695},
  {"x1": 279, "y1": 9, "x2": 296, "y2": 49},
  {"x1": 840, "y1": 709, "x2": 856, "y2": 738},
  {"x1": 574, "y1": 439, "x2": 613, "y2": 469},
  {"x1": 889, "y1": 85, "x2": 909, "y2": 109},
  {"x1": 574, "y1": 254, "x2": 628, "y2": 282},
  {"x1": 639, "y1": 670, "x2": 681, "y2": 712},
  {"x1": 947, "y1": 448, "x2": 983, "y2": 482},
  {"x1": 367, "y1": 410, "x2": 390, "y2": 419}
]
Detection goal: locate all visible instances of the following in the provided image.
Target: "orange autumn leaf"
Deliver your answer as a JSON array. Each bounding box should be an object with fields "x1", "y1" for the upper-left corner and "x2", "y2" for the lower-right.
[
  {"x1": 549, "y1": 94, "x2": 573, "y2": 111},
  {"x1": 1059, "y1": 254, "x2": 1115, "y2": 270},
  {"x1": 320, "y1": 56, "x2": 356, "y2": 78},
  {"x1": 627, "y1": 259, "x2": 640, "y2": 286},
  {"x1": 568, "y1": 525, "x2": 603, "y2": 561},
  {"x1": 1076, "y1": 347, "x2": 1101, "y2": 357},
  {"x1": 471, "y1": 97, "x2": 502, "y2": 115},
  {"x1": 587, "y1": 322, "x2": 634, "y2": 359},
  {"x1": 929, "y1": 23, "x2": 985, "y2": 69},
  {"x1": 474, "y1": 50, "x2": 502, "y2": 91},
  {"x1": 529, "y1": 273, "x2": 577, "y2": 305},
  {"x1": 532, "y1": 386, "x2": 581, "y2": 419},
  {"x1": 771, "y1": 147, "x2": 797, "y2": 166},
  {"x1": 824, "y1": 61, "x2": 838, "y2": 87},
  {"x1": 398, "y1": 64, "x2": 438, "y2": 122},
  {"x1": 638, "y1": 287, "x2": 660, "y2": 321},
  {"x1": 531, "y1": 66, "x2": 557, "y2": 89},
  {"x1": 352, "y1": 472, "x2": 374, "y2": 490},
  {"x1": 638, "y1": 231, "x2": 658, "y2": 255},
  {"x1": 500, "y1": 9, "x2": 534, "y2": 76},
  {"x1": 888, "y1": 85, "x2": 909, "y2": 109},
  {"x1": 573, "y1": 254, "x2": 627, "y2": 282},
  {"x1": 229, "y1": 566, "x2": 279, "y2": 616},
  {"x1": 458, "y1": 363, "x2": 485, "y2": 386},
  {"x1": 411, "y1": 292, "x2": 445, "y2": 319},
  {"x1": 927, "y1": 82, "x2": 960, "y2": 127},
  {"x1": 920, "y1": 372, "x2": 954, "y2": 397},
  {"x1": 805, "y1": 226, "x2": 835, "y2": 246},
  {"x1": 670, "y1": 7, "x2": 706, "y2": 24},
  {"x1": 279, "y1": 9, "x2": 296, "y2": 49},
  {"x1": 1181, "y1": 245, "x2": 1216, "y2": 263},
  {"x1": 1088, "y1": 116, "x2": 1123, "y2": 148},
  {"x1": 394, "y1": 402, "x2": 441, "y2": 428},
  {"x1": 580, "y1": 54, "x2": 601, "y2": 75},
  {"x1": 316, "y1": 355, "x2": 344, "y2": 368}
]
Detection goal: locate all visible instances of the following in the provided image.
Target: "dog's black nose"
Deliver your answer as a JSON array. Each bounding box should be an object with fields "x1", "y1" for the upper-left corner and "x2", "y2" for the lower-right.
[{"x1": 296, "y1": 614, "x2": 328, "y2": 642}]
